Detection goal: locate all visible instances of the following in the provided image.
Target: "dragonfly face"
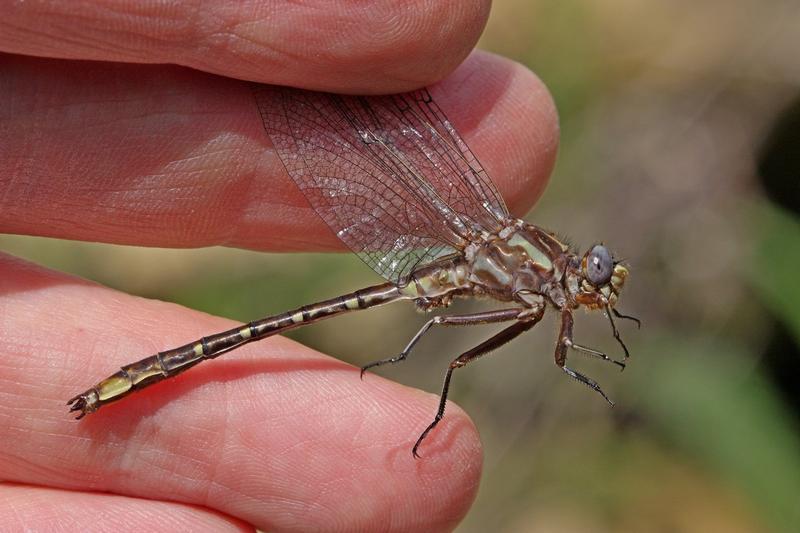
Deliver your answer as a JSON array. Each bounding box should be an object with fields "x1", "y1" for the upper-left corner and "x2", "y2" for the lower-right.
[
  {"x1": 558, "y1": 244, "x2": 629, "y2": 312},
  {"x1": 575, "y1": 244, "x2": 628, "y2": 309}
]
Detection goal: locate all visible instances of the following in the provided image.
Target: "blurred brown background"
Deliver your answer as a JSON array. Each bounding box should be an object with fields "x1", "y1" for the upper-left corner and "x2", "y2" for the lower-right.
[{"x1": 2, "y1": 1, "x2": 799, "y2": 531}]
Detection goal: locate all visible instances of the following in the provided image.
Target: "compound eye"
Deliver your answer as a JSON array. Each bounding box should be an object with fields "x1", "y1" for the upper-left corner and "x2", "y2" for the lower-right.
[{"x1": 585, "y1": 245, "x2": 613, "y2": 286}]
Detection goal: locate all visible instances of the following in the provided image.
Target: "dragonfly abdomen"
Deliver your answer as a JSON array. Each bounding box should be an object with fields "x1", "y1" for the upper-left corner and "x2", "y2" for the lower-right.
[{"x1": 67, "y1": 282, "x2": 405, "y2": 418}]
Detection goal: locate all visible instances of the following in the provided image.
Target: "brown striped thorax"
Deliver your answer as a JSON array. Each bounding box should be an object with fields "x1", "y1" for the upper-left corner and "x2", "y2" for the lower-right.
[{"x1": 402, "y1": 219, "x2": 629, "y2": 316}]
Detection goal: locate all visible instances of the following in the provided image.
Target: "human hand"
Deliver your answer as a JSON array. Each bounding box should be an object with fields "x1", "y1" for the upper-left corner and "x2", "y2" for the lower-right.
[{"x1": 0, "y1": 2, "x2": 558, "y2": 531}]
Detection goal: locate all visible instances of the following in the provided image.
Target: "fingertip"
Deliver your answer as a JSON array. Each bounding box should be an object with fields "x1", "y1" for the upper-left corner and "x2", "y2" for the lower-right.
[
  {"x1": 343, "y1": 383, "x2": 484, "y2": 530},
  {"x1": 433, "y1": 51, "x2": 560, "y2": 218},
  {"x1": 173, "y1": 0, "x2": 492, "y2": 94},
  {"x1": 414, "y1": 402, "x2": 484, "y2": 529}
]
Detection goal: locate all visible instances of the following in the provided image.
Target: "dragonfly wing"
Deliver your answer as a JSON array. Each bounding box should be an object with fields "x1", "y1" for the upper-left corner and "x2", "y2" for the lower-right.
[
  {"x1": 253, "y1": 85, "x2": 510, "y2": 283},
  {"x1": 384, "y1": 88, "x2": 510, "y2": 231}
]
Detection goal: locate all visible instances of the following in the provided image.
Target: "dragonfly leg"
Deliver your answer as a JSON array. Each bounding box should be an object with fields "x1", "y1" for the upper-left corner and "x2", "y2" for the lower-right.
[
  {"x1": 360, "y1": 308, "x2": 524, "y2": 378},
  {"x1": 412, "y1": 308, "x2": 543, "y2": 458},
  {"x1": 560, "y1": 366, "x2": 614, "y2": 406},
  {"x1": 555, "y1": 309, "x2": 614, "y2": 405},
  {"x1": 565, "y1": 339, "x2": 626, "y2": 370},
  {"x1": 606, "y1": 305, "x2": 632, "y2": 362},
  {"x1": 612, "y1": 307, "x2": 642, "y2": 329}
]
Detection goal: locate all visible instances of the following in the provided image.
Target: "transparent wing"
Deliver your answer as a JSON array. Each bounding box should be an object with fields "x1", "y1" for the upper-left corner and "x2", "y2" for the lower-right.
[{"x1": 253, "y1": 84, "x2": 510, "y2": 283}]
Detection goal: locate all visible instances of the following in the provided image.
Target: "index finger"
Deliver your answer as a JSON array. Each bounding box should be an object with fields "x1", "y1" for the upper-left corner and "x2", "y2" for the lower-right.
[
  {"x1": 0, "y1": 51, "x2": 559, "y2": 252},
  {"x1": 0, "y1": 0, "x2": 491, "y2": 93}
]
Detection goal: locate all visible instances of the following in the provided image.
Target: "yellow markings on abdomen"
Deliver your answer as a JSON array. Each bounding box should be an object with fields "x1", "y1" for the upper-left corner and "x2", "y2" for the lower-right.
[
  {"x1": 96, "y1": 373, "x2": 132, "y2": 401},
  {"x1": 400, "y1": 264, "x2": 470, "y2": 300}
]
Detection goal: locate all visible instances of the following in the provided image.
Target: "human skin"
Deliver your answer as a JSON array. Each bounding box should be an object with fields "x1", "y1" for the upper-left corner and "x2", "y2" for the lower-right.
[{"x1": 0, "y1": 2, "x2": 559, "y2": 531}]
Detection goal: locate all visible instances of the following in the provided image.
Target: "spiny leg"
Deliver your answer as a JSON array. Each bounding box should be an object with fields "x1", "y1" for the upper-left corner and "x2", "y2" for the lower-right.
[
  {"x1": 413, "y1": 311, "x2": 543, "y2": 458},
  {"x1": 560, "y1": 366, "x2": 614, "y2": 406},
  {"x1": 556, "y1": 309, "x2": 614, "y2": 405},
  {"x1": 360, "y1": 308, "x2": 524, "y2": 378},
  {"x1": 612, "y1": 308, "x2": 642, "y2": 329},
  {"x1": 606, "y1": 305, "x2": 632, "y2": 362},
  {"x1": 576, "y1": 292, "x2": 636, "y2": 364},
  {"x1": 565, "y1": 339, "x2": 626, "y2": 370}
]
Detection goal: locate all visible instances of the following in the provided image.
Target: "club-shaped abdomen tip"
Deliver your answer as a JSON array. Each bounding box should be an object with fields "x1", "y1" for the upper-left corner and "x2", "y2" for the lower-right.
[{"x1": 67, "y1": 389, "x2": 98, "y2": 419}]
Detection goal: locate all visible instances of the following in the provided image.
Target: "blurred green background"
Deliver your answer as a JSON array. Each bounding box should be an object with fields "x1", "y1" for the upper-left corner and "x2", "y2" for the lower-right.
[{"x1": 3, "y1": 1, "x2": 800, "y2": 531}]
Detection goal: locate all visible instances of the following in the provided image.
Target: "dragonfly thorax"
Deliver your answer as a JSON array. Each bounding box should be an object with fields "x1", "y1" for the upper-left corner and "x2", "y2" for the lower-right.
[
  {"x1": 461, "y1": 221, "x2": 565, "y2": 305},
  {"x1": 462, "y1": 222, "x2": 629, "y2": 314}
]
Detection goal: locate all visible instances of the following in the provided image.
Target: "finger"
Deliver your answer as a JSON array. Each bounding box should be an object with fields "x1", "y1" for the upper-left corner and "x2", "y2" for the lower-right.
[
  {"x1": 0, "y1": 483, "x2": 249, "y2": 532},
  {"x1": 0, "y1": 254, "x2": 482, "y2": 532},
  {"x1": 0, "y1": 50, "x2": 558, "y2": 251},
  {"x1": 0, "y1": 0, "x2": 490, "y2": 93}
]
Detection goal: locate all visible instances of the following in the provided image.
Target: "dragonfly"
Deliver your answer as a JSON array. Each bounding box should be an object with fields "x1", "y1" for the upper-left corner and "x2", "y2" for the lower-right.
[{"x1": 68, "y1": 84, "x2": 639, "y2": 457}]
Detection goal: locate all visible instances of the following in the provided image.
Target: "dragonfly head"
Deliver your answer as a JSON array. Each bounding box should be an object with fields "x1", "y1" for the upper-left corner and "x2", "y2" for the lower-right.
[{"x1": 578, "y1": 244, "x2": 628, "y2": 307}]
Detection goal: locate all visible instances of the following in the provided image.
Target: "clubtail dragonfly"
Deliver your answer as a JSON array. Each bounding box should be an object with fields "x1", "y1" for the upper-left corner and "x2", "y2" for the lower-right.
[{"x1": 68, "y1": 84, "x2": 638, "y2": 457}]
